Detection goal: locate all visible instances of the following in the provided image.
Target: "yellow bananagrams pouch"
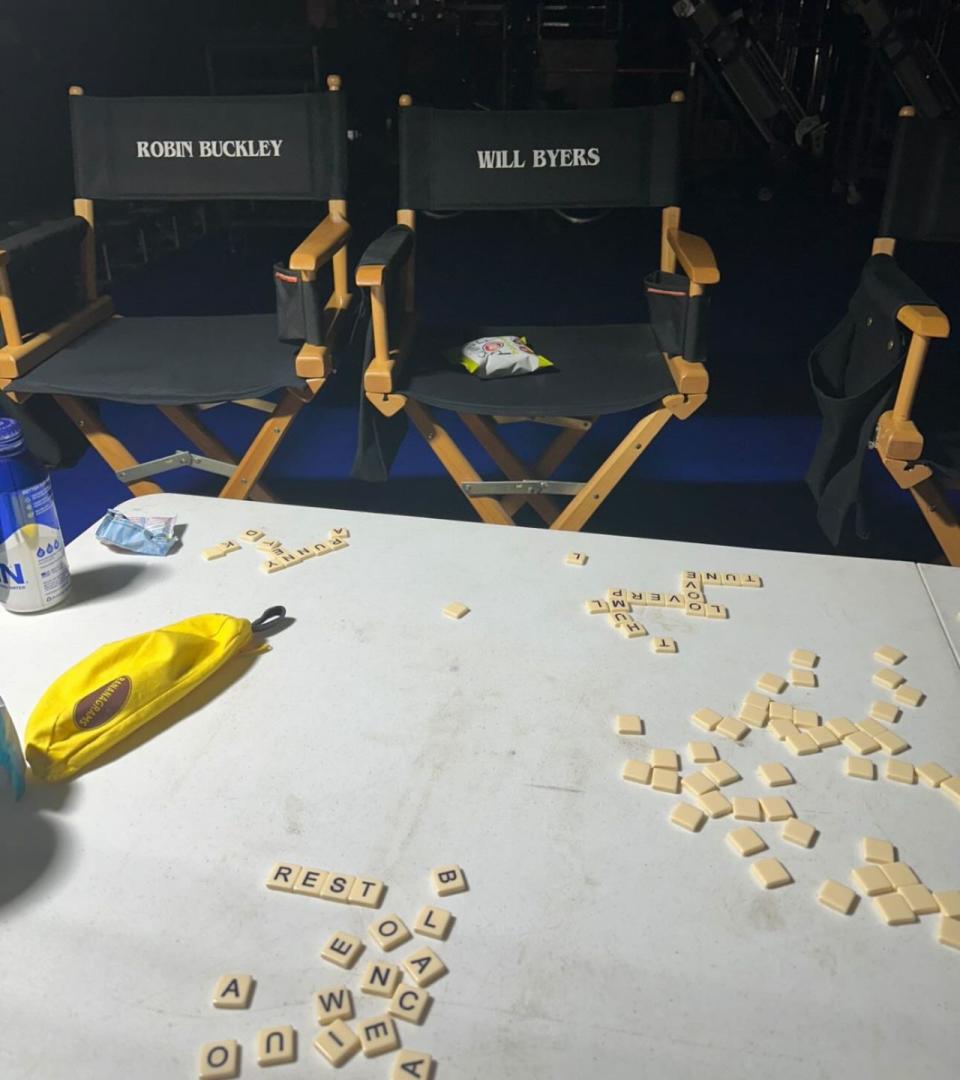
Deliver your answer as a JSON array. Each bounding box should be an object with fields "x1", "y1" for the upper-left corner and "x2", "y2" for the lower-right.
[{"x1": 24, "y1": 606, "x2": 285, "y2": 781}]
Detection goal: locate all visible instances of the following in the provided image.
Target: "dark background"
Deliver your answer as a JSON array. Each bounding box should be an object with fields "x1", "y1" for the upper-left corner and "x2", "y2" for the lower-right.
[{"x1": 2, "y1": 0, "x2": 958, "y2": 558}]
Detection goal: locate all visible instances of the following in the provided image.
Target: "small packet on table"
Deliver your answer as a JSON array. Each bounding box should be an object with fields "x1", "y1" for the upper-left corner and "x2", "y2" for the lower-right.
[{"x1": 96, "y1": 509, "x2": 178, "y2": 556}]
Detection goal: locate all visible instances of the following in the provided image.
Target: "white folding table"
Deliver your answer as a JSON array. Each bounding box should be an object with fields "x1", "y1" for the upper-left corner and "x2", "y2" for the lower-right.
[
  {"x1": 918, "y1": 562, "x2": 960, "y2": 665},
  {"x1": 1, "y1": 493, "x2": 958, "y2": 1079}
]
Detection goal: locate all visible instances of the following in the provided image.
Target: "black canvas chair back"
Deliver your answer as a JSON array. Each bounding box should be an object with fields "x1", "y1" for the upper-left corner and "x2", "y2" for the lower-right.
[
  {"x1": 806, "y1": 106, "x2": 960, "y2": 561},
  {"x1": 353, "y1": 93, "x2": 720, "y2": 532},
  {"x1": 70, "y1": 91, "x2": 347, "y2": 202},
  {"x1": 399, "y1": 104, "x2": 682, "y2": 212},
  {"x1": 879, "y1": 113, "x2": 960, "y2": 243},
  {"x1": 0, "y1": 80, "x2": 352, "y2": 502}
]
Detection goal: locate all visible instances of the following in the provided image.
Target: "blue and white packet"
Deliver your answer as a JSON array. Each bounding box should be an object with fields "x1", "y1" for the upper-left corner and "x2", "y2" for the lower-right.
[
  {"x1": 96, "y1": 509, "x2": 178, "y2": 556},
  {"x1": 0, "y1": 696, "x2": 25, "y2": 801}
]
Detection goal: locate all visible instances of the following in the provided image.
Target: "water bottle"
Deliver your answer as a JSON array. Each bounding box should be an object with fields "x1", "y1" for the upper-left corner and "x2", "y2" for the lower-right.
[{"x1": 0, "y1": 417, "x2": 71, "y2": 613}]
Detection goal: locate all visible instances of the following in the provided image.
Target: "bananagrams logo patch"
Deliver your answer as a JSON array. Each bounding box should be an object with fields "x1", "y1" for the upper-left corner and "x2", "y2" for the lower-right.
[{"x1": 73, "y1": 676, "x2": 132, "y2": 730}]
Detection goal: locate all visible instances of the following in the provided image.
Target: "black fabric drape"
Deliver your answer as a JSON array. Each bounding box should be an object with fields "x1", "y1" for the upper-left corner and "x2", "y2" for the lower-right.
[
  {"x1": 806, "y1": 254, "x2": 937, "y2": 545},
  {"x1": 0, "y1": 394, "x2": 88, "y2": 469},
  {"x1": 351, "y1": 311, "x2": 408, "y2": 482}
]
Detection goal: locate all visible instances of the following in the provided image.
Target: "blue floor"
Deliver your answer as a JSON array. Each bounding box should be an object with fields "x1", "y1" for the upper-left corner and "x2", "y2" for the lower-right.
[{"x1": 47, "y1": 188, "x2": 958, "y2": 563}]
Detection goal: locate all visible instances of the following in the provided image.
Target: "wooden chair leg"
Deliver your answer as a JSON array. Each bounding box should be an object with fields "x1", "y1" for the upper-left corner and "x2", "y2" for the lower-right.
[
  {"x1": 501, "y1": 425, "x2": 590, "y2": 517},
  {"x1": 910, "y1": 476, "x2": 960, "y2": 566},
  {"x1": 159, "y1": 405, "x2": 275, "y2": 503},
  {"x1": 406, "y1": 400, "x2": 516, "y2": 525},
  {"x1": 458, "y1": 413, "x2": 559, "y2": 525},
  {"x1": 550, "y1": 407, "x2": 674, "y2": 532},
  {"x1": 217, "y1": 388, "x2": 311, "y2": 500},
  {"x1": 53, "y1": 395, "x2": 164, "y2": 498}
]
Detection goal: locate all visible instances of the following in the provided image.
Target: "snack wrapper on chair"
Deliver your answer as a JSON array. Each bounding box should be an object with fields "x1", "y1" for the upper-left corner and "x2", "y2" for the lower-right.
[
  {"x1": 458, "y1": 335, "x2": 553, "y2": 379},
  {"x1": 24, "y1": 607, "x2": 284, "y2": 781}
]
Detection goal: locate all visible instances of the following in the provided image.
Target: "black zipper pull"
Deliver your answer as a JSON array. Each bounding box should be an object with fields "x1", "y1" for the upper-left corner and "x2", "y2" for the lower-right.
[{"x1": 251, "y1": 605, "x2": 287, "y2": 633}]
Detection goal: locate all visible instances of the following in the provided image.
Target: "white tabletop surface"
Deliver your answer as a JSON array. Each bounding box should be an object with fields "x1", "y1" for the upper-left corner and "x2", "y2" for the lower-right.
[
  {"x1": 918, "y1": 562, "x2": 960, "y2": 665},
  {"x1": 1, "y1": 493, "x2": 959, "y2": 1080}
]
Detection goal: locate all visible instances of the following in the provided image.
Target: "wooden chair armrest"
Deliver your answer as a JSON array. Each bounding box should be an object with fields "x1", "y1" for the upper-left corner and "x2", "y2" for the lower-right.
[
  {"x1": 0, "y1": 296, "x2": 114, "y2": 380},
  {"x1": 288, "y1": 217, "x2": 351, "y2": 272},
  {"x1": 876, "y1": 411, "x2": 924, "y2": 461},
  {"x1": 365, "y1": 353, "x2": 396, "y2": 395},
  {"x1": 897, "y1": 304, "x2": 950, "y2": 338},
  {"x1": 363, "y1": 307, "x2": 418, "y2": 397},
  {"x1": 357, "y1": 264, "x2": 388, "y2": 288},
  {"x1": 355, "y1": 226, "x2": 415, "y2": 288},
  {"x1": 665, "y1": 228, "x2": 720, "y2": 285},
  {"x1": 891, "y1": 320, "x2": 947, "y2": 425}
]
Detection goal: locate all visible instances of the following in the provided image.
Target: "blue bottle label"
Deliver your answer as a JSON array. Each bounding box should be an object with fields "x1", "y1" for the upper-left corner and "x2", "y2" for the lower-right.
[{"x1": 0, "y1": 478, "x2": 70, "y2": 612}]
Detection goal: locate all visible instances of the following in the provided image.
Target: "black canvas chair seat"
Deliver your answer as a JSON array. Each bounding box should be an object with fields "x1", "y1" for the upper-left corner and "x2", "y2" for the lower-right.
[
  {"x1": 10, "y1": 315, "x2": 302, "y2": 405},
  {"x1": 398, "y1": 323, "x2": 674, "y2": 417}
]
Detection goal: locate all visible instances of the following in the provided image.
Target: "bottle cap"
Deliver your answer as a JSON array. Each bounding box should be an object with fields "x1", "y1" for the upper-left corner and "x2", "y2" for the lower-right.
[{"x1": 0, "y1": 417, "x2": 25, "y2": 458}]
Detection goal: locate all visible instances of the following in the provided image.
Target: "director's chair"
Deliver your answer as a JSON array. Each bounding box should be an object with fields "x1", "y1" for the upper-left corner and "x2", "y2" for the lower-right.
[
  {"x1": 0, "y1": 77, "x2": 352, "y2": 500},
  {"x1": 807, "y1": 107, "x2": 960, "y2": 563},
  {"x1": 353, "y1": 91, "x2": 719, "y2": 531}
]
